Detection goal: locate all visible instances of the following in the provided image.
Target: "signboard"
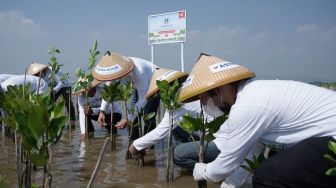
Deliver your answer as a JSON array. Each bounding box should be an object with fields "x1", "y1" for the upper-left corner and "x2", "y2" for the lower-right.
[{"x1": 148, "y1": 10, "x2": 186, "y2": 45}]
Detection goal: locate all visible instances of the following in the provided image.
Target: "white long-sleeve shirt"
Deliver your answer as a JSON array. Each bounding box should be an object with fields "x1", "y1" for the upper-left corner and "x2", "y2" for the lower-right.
[
  {"x1": 42, "y1": 67, "x2": 72, "y2": 93},
  {"x1": 78, "y1": 86, "x2": 122, "y2": 134},
  {"x1": 133, "y1": 100, "x2": 212, "y2": 150},
  {"x1": 1, "y1": 75, "x2": 47, "y2": 94},
  {"x1": 100, "y1": 57, "x2": 157, "y2": 122},
  {"x1": 204, "y1": 79, "x2": 336, "y2": 182},
  {"x1": 0, "y1": 74, "x2": 15, "y2": 84}
]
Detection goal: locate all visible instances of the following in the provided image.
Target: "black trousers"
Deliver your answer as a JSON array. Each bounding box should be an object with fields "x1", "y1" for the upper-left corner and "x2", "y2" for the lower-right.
[
  {"x1": 253, "y1": 137, "x2": 336, "y2": 188},
  {"x1": 87, "y1": 113, "x2": 122, "y2": 133},
  {"x1": 130, "y1": 95, "x2": 160, "y2": 141},
  {"x1": 55, "y1": 86, "x2": 76, "y2": 121}
]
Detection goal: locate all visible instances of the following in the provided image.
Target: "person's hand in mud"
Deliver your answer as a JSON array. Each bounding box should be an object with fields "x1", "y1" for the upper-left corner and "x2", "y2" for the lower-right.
[
  {"x1": 83, "y1": 106, "x2": 92, "y2": 115},
  {"x1": 98, "y1": 111, "x2": 106, "y2": 126},
  {"x1": 128, "y1": 143, "x2": 139, "y2": 157},
  {"x1": 115, "y1": 119, "x2": 128, "y2": 129}
]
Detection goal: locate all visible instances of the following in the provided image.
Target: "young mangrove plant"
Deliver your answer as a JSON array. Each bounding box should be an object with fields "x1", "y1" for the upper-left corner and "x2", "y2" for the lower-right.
[
  {"x1": 101, "y1": 81, "x2": 122, "y2": 150},
  {"x1": 117, "y1": 81, "x2": 133, "y2": 159},
  {"x1": 324, "y1": 141, "x2": 336, "y2": 176},
  {"x1": 73, "y1": 41, "x2": 100, "y2": 139},
  {"x1": 179, "y1": 109, "x2": 227, "y2": 188},
  {"x1": 156, "y1": 79, "x2": 181, "y2": 182},
  {"x1": 133, "y1": 107, "x2": 156, "y2": 167}
]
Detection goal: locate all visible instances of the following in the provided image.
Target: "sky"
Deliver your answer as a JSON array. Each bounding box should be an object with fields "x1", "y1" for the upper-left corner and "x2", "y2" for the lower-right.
[{"x1": 0, "y1": 0, "x2": 335, "y2": 82}]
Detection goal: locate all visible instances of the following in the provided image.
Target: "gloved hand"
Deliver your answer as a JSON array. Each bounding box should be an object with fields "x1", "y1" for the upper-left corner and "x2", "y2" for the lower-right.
[
  {"x1": 221, "y1": 181, "x2": 235, "y2": 188},
  {"x1": 193, "y1": 163, "x2": 207, "y2": 181}
]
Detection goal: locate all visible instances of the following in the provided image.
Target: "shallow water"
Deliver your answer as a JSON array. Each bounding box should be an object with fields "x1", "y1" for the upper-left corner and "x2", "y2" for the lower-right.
[{"x1": 0, "y1": 123, "x2": 224, "y2": 188}]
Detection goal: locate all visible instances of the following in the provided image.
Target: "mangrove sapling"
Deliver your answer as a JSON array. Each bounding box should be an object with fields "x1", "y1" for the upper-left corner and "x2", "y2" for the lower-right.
[
  {"x1": 179, "y1": 110, "x2": 227, "y2": 188},
  {"x1": 241, "y1": 153, "x2": 266, "y2": 174},
  {"x1": 134, "y1": 108, "x2": 156, "y2": 167},
  {"x1": 156, "y1": 79, "x2": 181, "y2": 182},
  {"x1": 117, "y1": 81, "x2": 133, "y2": 159},
  {"x1": 101, "y1": 81, "x2": 122, "y2": 150},
  {"x1": 73, "y1": 41, "x2": 100, "y2": 139},
  {"x1": 324, "y1": 141, "x2": 336, "y2": 176}
]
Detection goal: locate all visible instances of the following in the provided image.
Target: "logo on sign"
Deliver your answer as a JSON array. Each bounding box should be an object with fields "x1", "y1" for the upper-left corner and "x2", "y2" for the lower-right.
[{"x1": 179, "y1": 11, "x2": 185, "y2": 19}]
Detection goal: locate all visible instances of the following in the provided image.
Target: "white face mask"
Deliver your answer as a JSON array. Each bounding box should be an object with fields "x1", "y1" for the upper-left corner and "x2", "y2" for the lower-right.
[{"x1": 203, "y1": 97, "x2": 225, "y2": 117}]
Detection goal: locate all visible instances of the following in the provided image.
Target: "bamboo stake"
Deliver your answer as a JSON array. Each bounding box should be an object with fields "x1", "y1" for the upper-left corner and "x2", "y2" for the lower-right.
[{"x1": 87, "y1": 137, "x2": 109, "y2": 188}]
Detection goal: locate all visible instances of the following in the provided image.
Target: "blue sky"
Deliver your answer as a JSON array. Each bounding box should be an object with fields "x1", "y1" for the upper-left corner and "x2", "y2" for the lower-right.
[{"x1": 1, "y1": 0, "x2": 335, "y2": 82}]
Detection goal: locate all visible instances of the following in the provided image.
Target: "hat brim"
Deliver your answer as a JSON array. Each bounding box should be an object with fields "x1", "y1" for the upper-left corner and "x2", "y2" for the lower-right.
[
  {"x1": 146, "y1": 73, "x2": 188, "y2": 99},
  {"x1": 179, "y1": 72, "x2": 255, "y2": 103}
]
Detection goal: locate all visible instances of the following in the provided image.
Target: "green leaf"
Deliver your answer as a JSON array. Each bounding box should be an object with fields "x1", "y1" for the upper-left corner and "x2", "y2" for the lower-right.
[
  {"x1": 328, "y1": 141, "x2": 336, "y2": 155},
  {"x1": 52, "y1": 99, "x2": 65, "y2": 118},
  {"x1": 324, "y1": 154, "x2": 336, "y2": 163},
  {"x1": 326, "y1": 167, "x2": 336, "y2": 176}
]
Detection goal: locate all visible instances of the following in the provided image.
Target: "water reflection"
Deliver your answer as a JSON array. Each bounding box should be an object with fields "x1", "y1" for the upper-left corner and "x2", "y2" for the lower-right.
[{"x1": 0, "y1": 123, "x2": 228, "y2": 188}]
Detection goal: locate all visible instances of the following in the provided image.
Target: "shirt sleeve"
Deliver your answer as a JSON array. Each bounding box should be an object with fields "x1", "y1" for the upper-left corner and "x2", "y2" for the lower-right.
[
  {"x1": 204, "y1": 106, "x2": 276, "y2": 182},
  {"x1": 52, "y1": 71, "x2": 63, "y2": 93},
  {"x1": 133, "y1": 110, "x2": 170, "y2": 150}
]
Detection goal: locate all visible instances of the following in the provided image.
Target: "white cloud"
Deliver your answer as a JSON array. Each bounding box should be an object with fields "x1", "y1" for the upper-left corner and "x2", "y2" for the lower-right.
[{"x1": 0, "y1": 10, "x2": 43, "y2": 38}]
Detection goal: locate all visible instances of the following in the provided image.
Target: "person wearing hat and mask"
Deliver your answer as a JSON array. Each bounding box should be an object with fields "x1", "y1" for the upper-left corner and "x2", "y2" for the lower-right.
[
  {"x1": 93, "y1": 51, "x2": 160, "y2": 141},
  {"x1": 127, "y1": 67, "x2": 264, "y2": 187},
  {"x1": 175, "y1": 53, "x2": 336, "y2": 187},
  {"x1": 75, "y1": 79, "x2": 122, "y2": 139}
]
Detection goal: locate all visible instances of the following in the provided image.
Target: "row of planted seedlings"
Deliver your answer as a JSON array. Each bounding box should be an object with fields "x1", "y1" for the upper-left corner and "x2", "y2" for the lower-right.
[{"x1": 0, "y1": 47, "x2": 68, "y2": 188}]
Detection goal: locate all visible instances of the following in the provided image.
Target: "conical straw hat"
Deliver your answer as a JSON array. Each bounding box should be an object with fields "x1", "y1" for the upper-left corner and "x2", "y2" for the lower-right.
[
  {"x1": 179, "y1": 53, "x2": 255, "y2": 103},
  {"x1": 92, "y1": 51, "x2": 134, "y2": 81},
  {"x1": 146, "y1": 67, "x2": 188, "y2": 99},
  {"x1": 28, "y1": 62, "x2": 48, "y2": 76},
  {"x1": 72, "y1": 78, "x2": 102, "y2": 95}
]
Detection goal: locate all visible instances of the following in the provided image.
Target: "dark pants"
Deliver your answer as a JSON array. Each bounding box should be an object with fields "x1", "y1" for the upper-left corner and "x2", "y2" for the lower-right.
[
  {"x1": 55, "y1": 86, "x2": 76, "y2": 122},
  {"x1": 130, "y1": 95, "x2": 160, "y2": 141},
  {"x1": 87, "y1": 113, "x2": 122, "y2": 133},
  {"x1": 253, "y1": 137, "x2": 336, "y2": 188}
]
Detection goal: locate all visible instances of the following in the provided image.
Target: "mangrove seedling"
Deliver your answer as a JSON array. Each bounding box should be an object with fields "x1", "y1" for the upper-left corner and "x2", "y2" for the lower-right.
[
  {"x1": 156, "y1": 79, "x2": 181, "y2": 182},
  {"x1": 324, "y1": 141, "x2": 336, "y2": 176},
  {"x1": 101, "y1": 81, "x2": 122, "y2": 150},
  {"x1": 179, "y1": 110, "x2": 227, "y2": 188}
]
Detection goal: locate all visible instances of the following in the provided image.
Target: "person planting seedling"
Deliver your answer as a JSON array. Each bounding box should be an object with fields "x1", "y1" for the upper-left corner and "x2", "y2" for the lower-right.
[
  {"x1": 93, "y1": 51, "x2": 160, "y2": 143},
  {"x1": 175, "y1": 53, "x2": 336, "y2": 188}
]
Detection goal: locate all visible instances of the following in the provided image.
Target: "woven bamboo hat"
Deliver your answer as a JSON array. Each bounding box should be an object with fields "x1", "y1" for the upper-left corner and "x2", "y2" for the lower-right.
[
  {"x1": 28, "y1": 62, "x2": 48, "y2": 76},
  {"x1": 146, "y1": 67, "x2": 188, "y2": 99},
  {"x1": 72, "y1": 78, "x2": 102, "y2": 95},
  {"x1": 179, "y1": 53, "x2": 255, "y2": 103},
  {"x1": 92, "y1": 51, "x2": 134, "y2": 81}
]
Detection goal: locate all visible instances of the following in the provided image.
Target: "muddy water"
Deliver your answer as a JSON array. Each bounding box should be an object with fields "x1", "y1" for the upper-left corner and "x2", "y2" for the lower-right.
[{"x1": 0, "y1": 123, "x2": 223, "y2": 188}]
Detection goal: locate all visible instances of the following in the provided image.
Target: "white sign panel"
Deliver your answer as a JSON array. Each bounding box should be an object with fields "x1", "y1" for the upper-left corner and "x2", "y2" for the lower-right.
[{"x1": 148, "y1": 10, "x2": 186, "y2": 45}]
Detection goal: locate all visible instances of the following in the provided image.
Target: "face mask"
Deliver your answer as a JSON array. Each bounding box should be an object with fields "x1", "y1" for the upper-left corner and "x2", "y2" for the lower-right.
[{"x1": 203, "y1": 97, "x2": 225, "y2": 117}]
